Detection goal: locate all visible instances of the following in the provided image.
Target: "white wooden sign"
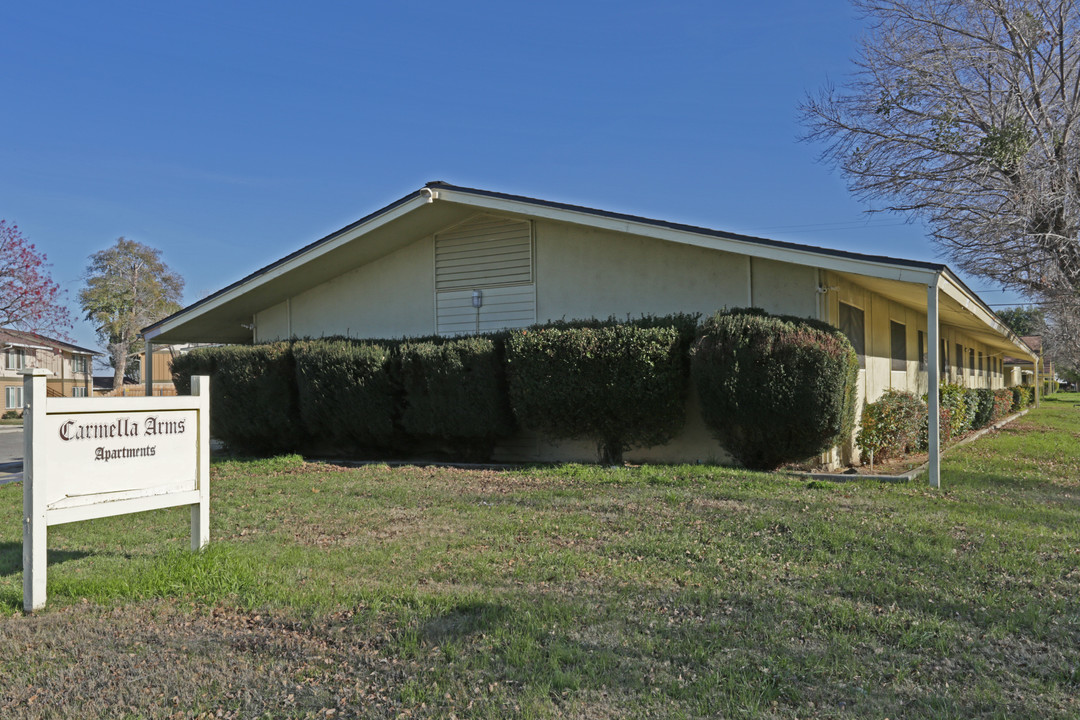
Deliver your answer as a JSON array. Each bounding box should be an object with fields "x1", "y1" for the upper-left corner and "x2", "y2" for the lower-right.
[{"x1": 22, "y1": 369, "x2": 211, "y2": 611}]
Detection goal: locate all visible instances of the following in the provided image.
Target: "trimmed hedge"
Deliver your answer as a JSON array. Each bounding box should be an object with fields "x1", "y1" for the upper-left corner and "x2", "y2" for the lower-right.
[
  {"x1": 992, "y1": 388, "x2": 1013, "y2": 421},
  {"x1": 690, "y1": 309, "x2": 859, "y2": 470},
  {"x1": 1011, "y1": 385, "x2": 1034, "y2": 411},
  {"x1": 505, "y1": 322, "x2": 688, "y2": 464},
  {"x1": 938, "y1": 383, "x2": 971, "y2": 443},
  {"x1": 293, "y1": 339, "x2": 396, "y2": 451},
  {"x1": 397, "y1": 336, "x2": 515, "y2": 458},
  {"x1": 172, "y1": 344, "x2": 302, "y2": 454},
  {"x1": 972, "y1": 388, "x2": 996, "y2": 429},
  {"x1": 856, "y1": 390, "x2": 927, "y2": 463}
]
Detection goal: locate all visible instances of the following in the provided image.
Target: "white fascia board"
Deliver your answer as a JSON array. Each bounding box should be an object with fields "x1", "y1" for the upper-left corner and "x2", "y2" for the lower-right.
[
  {"x1": 3, "y1": 342, "x2": 53, "y2": 351},
  {"x1": 144, "y1": 195, "x2": 432, "y2": 341},
  {"x1": 435, "y1": 189, "x2": 942, "y2": 286}
]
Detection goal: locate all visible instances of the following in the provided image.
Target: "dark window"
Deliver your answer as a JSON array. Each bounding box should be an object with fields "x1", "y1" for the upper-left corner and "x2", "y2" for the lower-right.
[
  {"x1": 969, "y1": 348, "x2": 975, "y2": 375},
  {"x1": 956, "y1": 343, "x2": 963, "y2": 375},
  {"x1": 891, "y1": 321, "x2": 907, "y2": 371},
  {"x1": 918, "y1": 330, "x2": 927, "y2": 371},
  {"x1": 941, "y1": 339, "x2": 948, "y2": 374},
  {"x1": 978, "y1": 351, "x2": 984, "y2": 376},
  {"x1": 839, "y1": 302, "x2": 865, "y2": 368}
]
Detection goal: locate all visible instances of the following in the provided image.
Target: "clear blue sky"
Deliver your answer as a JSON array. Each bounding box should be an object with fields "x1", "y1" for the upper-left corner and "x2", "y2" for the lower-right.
[{"x1": 1, "y1": 1, "x2": 1025, "y2": 356}]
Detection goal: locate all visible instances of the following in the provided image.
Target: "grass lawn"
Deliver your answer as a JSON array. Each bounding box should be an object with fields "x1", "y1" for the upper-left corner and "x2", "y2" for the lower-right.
[{"x1": 0, "y1": 397, "x2": 1078, "y2": 718}]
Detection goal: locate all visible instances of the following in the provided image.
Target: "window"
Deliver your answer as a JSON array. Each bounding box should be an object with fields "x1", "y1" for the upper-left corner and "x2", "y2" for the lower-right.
[
  {"x1": 918, "y1": 330, "x2": 927, "y2": 371},
  {"x1": 72, "y1": 386, "x2": 88, "y2": 398},
  {"x1": 5, "y1": 386, "x2": 21, "y2": 409},
  {"x1": 969, "y1": 348, "x2": 976, "y2": 375},
  {"x1": 955, "y1": 343, "x2": 963, "y2": 376},
  {"x1": 5, "y1": 349, "x2": 24, "y2": 370},
  {"x1": 941, "y1": 339, "x2": 948, "y2": 374},
  {"x1": 978, "y1": 351, "x2": 984, "y2": 377},
  {"x1": 72, "y1": 355, "x2": 89, "y2": 374},
  {"x1": 891, "y1": 321, "x2": 907, "y2": 371},
  {"x1": 839, "y1": 302, "x2": 865, "y2": 368}
]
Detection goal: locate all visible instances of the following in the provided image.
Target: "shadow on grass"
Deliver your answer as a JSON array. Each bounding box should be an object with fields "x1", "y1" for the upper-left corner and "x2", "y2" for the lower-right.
[
  {"x1": 421, "y1": 599, "x2": 512, "y2": 641},
  {"x1": 0, "y1": 542, "x2": 91, "y2": 578}
]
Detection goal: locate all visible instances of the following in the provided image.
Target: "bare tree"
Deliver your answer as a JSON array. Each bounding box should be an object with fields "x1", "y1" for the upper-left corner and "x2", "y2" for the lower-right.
[{"x1": 802, "y1": 0, "x2": 1080, "y2": 301}]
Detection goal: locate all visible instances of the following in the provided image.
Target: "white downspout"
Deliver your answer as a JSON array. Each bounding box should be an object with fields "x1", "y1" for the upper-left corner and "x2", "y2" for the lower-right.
[{"x1": 926, "y1": 275, "x2": 941, "y2": 489}]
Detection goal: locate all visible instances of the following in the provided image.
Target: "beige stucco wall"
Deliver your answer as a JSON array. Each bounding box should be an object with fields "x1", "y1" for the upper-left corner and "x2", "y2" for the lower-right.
[
  {"x1": 255, "y1": 216, "x2": 823, "y2": 341},
  {"x1": 255, "y1": 237, "x2": 435, "y2": 341},
  {"x1": 533, "y1": 220, "x2": 818, "y2": 322}
]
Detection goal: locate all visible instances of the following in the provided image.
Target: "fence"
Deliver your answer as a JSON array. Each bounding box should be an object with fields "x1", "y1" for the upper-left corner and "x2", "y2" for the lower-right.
[{"x1": 97, "y1": 385, "x2": 178, "y2": 398}]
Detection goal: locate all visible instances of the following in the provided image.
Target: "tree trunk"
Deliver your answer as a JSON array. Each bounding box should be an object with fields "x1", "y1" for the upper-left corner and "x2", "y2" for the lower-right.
[
  {"x1": 112, "y1": 347, "x2": 127, "y2": 394},
  {"x1": 598, "y1": 440, "x2": 623, "y2": 466}
]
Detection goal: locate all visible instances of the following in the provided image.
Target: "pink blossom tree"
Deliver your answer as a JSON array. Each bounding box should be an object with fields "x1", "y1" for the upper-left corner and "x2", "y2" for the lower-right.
[{"x1": 0, "y1": 220, "x2": 73, "y2": 337}]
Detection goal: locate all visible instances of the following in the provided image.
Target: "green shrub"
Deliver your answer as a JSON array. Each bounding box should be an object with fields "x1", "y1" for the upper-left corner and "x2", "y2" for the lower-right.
[
  {"x1": 172, "y1": 343, "x2": 302, "y2": 454},
  {"x1": 1, "y1": 409, "x2": 19, "y2": 420},
  {"x1": 972, "y1": 388, "x2": 996, "y2": 429},
  {"x1": 397, "y1": 335, "x2": 515, "y2": 460},
  {"x1": 992, "y1": 388, "x2": 1013, "y2": 421},
  {"x1": 855, "y1": 390, "x2": 927, "y2": 464},
  {"x1": 690, "y1": 309, "x2": 859, "y2": 470},
  {"x1": 1010, "y1": 385, "x2": 1034, "y2": 411},
  {"x1": 505, "y1": 321, "x2": 688, "y2": 464},
  {"x1": 294, "y1": 339, "x2": 397, "y2": 452},
  {"x1": 170, "y1": 350, "x2": 215, "y2": 396},
  {"x1": 938, "y1": 383, "x2": 971, "y2": 442}
]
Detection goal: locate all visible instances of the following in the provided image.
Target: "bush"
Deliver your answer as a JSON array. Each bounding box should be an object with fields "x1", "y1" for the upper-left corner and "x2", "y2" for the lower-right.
[
  {"x1": 294, "y1": 339, "x2": 397, "y2": 452},
  {"x1": 691, "y1": 309, "x2": 859, "y2": 470},
  {"x1": 1010, "y1": 385, "x2": 1034, "y2": 411},
  {"x1": 855, "y1": 390, "x2": 927, "y2": 464},
  {"x1": 1, "y1": 409, "x2": 19, "y2": 419},
  {"x1": 397, "y1": 335, "x2": 515, "y2": 459},
  {"x1": 992, "y1": 388, "x2": 1013, "y2": 421},
  {"x1": 505, "y1": 320, "x2": 689, "y2": 464},
  {"x1": 172, "y1": 343, "x2": 302, "y2": 454},
  {"x1": 972, "y1": 388, "x2": 995, "y2": 429},
  {"x1": 938, "y1": 383, "x2": 971, "y2": 442}
]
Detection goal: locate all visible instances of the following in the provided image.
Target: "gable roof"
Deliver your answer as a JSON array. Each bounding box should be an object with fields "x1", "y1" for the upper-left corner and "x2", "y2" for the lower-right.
[
  {"x1": 0, "y1": 328, "x2": 98, "y2": 356},
  {"x1": 141, "y1": 182, "x2": 1035, "y2": 360}
]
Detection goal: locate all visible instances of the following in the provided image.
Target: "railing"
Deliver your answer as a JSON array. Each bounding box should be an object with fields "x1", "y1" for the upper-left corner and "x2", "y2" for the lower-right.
[{"x1": 97, "y1": 386, "x2": 178, "y2": 398}]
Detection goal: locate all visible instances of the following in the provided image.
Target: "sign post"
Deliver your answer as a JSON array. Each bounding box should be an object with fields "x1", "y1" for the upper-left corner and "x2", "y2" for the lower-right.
[{"x1": 21, "y1": 370, "x2": 211, "y2": 612}]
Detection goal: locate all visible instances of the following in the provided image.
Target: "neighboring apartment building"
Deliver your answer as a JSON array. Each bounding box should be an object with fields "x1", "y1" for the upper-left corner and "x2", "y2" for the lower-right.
[{"x1": 1, "y1": 329, "x2": 98, "y2": 413}]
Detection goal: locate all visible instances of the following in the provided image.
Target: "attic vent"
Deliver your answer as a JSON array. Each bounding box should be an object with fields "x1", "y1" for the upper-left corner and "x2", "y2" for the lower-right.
[
  {"x1": 434, "y1": 214, "x2": 536, "y2": 336},
  {"x1": 435, "y1": 214, "x2": 533, "y2": 290}
]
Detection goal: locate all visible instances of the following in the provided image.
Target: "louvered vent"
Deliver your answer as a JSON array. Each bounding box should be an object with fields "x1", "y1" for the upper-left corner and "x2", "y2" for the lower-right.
[
  {"x1": 435, "y1": 215, "x2": 532, "y2": 290},
  {"x1": 434, "y1": 214, "x2": 536, "y2": 336}
]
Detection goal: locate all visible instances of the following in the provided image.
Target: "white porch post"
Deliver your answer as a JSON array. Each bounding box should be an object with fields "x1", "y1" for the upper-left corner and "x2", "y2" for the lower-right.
[
  {"x1": 926, "y1": 277, "x2": 941, "y2": 489},
  {"x1": 22, "y1": 368, "x2": 49, "y2": 611},
  {"x1": 144, "y1": 338, "x2": 154, "y2": 397}
]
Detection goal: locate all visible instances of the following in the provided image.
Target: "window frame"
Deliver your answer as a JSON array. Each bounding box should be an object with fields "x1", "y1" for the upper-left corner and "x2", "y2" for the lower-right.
[
  {"x1": 5, "y1": 349, "x2": 25, "y2": 371},
  {"x1": 838, "y1": 302, "x2": 866, "y2": 369},
  {"x1": 891, "y1": 320, "x2": 907, "y2": 372}
]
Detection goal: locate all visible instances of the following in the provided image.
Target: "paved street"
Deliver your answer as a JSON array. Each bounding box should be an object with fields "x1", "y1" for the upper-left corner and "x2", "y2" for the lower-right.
[
  {"x1": 0, "y1": 427, "x2": 22, "y2": 463},
  {"x1": 0, "y1": 427, "x2": 23, "y2": 481}
]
